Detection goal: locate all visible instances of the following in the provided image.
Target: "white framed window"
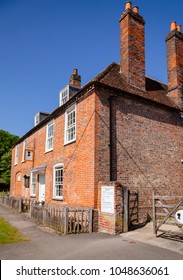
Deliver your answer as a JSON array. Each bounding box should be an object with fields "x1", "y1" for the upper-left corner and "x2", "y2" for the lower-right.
[
  {"x1": 45, "y1": 120, "x2": 54, "y2": 152},
  {"x1": 22, "y1": 139, "x2": 28, "y2": 162},
  {"x1": 34, "y1": 112, "x2": 40, "y2": 126},
  {"x1": 64, "y1": 104, "x2": 76, "y2": 144},
  {"x1": 30, "y1": 173, "x2": 36, "y2": 197},
  {"x1": 53, "y1": 164, "x2": 63, "y2": 200},
  {"x1": 59, "y1": 85, "x2": 69, "y2": 106},
  {"x1": 14, "y1": 144, "x2": 19, "y2": 165}
]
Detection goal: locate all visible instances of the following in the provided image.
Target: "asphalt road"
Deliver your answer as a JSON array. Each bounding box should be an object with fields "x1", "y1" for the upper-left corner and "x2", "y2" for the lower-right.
[{"x1": 0, "y1": 205, "x2": 183, "y2": 260}]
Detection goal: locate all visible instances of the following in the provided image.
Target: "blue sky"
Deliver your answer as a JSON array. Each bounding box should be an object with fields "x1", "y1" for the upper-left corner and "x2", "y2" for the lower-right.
[{"x1": 0, "y1": 0, "x2": 183, "y2": 137}]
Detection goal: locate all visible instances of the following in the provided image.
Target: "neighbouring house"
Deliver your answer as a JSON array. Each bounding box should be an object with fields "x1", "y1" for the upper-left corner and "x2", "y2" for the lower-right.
[{"x1": 10, "y1": 2, "x2": 183, "y2": 233}]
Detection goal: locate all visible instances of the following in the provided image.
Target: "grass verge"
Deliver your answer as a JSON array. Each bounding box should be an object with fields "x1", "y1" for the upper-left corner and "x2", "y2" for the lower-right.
[{"x1": 0, "y1": 216, "x2": 31, "y2": 244}]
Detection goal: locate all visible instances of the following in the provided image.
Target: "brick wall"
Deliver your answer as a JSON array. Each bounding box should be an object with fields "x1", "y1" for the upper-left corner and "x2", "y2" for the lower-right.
[
  {"x1": 11, "y1": 89, "x2": 97, "y2": 208},
  {"x1": 96, "y1": 88, "x2": 183, "y2": 221}
]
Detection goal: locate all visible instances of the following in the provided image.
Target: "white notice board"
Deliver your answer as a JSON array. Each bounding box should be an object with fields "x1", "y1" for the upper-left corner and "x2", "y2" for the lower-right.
[{"x1": 101, "y1": 186, "x2": 114, "y2": 214}]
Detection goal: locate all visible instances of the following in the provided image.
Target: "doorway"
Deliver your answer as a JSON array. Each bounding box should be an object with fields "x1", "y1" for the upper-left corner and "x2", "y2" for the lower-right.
[{"x1": 38, "y1": 174, "x2": 45, "y2": 202}]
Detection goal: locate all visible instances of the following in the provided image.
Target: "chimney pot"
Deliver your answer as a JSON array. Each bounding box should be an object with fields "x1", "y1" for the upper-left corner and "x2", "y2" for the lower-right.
[
  {"x1": 177, "y1": 25, "x2": 182, "y2": 32},
  {"x1": 73, "y1": 68, "x2": 78, "y2": 75},
  {"x1": 132, "y1": 6, "x2": 139, "y2": 13},
  {"x1": 170, "y1": 21, "x2": 177, "y2": 31},
  {"x1": 125, "y1": 1, "x2": 132, "y2": 10}
]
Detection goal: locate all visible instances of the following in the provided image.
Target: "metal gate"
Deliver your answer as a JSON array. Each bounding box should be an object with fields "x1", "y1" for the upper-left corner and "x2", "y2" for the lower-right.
[{"x1": 153, "y1": 192, "x2": 183, "y2": 239}]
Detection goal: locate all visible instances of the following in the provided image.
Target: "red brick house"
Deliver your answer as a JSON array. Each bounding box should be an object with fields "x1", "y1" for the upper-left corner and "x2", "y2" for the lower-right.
[{"x1": 10, "y1": 2, "x2": 183, "y2": 225}]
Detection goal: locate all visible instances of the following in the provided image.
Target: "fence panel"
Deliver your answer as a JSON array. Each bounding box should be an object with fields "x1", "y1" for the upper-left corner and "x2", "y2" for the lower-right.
[
  {"x1": 0, "y1": 196, "x2": 21, "y2": 212},
  {"x1": 67, "y1": 209, "x2": 92, "y2": 234},
  {"x1": 30, "y1": 202, "x2": 44, "y2": 225},
  {"x1": 45, "y1": 207, "x2": 65, "y2": 233}
]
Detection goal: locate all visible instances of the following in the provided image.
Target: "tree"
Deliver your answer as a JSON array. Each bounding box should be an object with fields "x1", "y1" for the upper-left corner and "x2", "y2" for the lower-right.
[
  {"x1": 0, "y1": 151, "x2": 12, "y2": 185},
  {"x1": 0, "y1": 130, "x2": 19, "y2": 187}
]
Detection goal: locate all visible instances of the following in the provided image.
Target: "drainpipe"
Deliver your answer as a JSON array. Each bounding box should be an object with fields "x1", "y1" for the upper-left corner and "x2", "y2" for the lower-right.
[{"x1": 109, "y1": 96, "x2": 114, "y2": 181}]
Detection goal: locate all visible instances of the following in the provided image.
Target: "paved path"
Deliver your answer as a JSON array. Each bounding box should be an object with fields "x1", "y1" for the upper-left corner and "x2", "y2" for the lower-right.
[{"x1": 0, "y1": 205, "x2": 183, "y2": 260}]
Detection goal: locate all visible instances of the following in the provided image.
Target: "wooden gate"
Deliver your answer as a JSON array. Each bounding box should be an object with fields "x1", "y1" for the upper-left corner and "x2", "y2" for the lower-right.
[
  {"x1": 123, "y1": 188, "x2": 138, "y2": 232},
  {"x1": 153, "y1": 192, "x2": 183, "y2": 239}
]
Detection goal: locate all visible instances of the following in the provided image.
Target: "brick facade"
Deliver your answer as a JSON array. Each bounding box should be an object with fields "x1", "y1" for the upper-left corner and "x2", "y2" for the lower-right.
[
  {"x1": 10, "y1": 2, "x2": 183, "y2": 231},
  {"x1": 11, "y1": 89, "x2": 97, "y2": 208}
]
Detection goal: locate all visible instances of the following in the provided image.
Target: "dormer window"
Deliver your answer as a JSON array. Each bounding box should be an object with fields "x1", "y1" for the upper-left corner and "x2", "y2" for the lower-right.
[
  {"x1": 34, "y1": 112, "x2": 40, "y2": 126},
  {"x1": 60, "y1": 85, "x2": 69, "y2": 106},
  {"x1": 34, "y1": 112, "x2": 50, "y2": 127}
]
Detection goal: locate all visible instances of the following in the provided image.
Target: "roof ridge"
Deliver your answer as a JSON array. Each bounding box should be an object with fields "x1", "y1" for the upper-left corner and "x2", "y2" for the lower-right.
[{"x1": 92, "y1": 62, "x2": 118, "y2": 82}]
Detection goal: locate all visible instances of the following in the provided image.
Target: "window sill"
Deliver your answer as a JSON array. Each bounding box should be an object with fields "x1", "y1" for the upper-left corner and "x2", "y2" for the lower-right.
[
  {"x1": 45, "y1": 149, "x2": 53, "y2": 154},
  {"x1": 64, "y1": 140, "x2": 76, "y2": 147},
  {"x1": 52, "y1": 197, "x2": 63, "y2": 201}
]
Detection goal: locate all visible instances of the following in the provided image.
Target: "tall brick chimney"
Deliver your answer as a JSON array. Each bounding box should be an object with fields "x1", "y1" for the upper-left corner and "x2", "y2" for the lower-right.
[
  {"x1": 69, "y1": 68, "x2": 81, "y2": 88},
  {"x1": 119, "y1": 2, "x2": 145, "y2": 91},
  {"x1": 166, "y1": 22, "x2": 183, "y2": 109}
]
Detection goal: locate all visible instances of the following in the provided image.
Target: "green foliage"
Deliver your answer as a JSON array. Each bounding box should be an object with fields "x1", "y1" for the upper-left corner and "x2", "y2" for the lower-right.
[
  {"x1": 0, "y1": 216, "x2": 30, "y2": 244},
  {"x1": 0, "y1": 151, "x2": 12, "y2": 185},
  {"x1": 0, "y1": 130, "x2": 19, "y2": 187}
]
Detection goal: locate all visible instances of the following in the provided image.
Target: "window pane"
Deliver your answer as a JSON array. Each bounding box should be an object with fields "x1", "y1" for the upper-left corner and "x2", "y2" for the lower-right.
[
  {"x1": 54, "y1": 166, "x2": 63, "y2": 198},
  {"x1": 31, "y1": 173, "x2": 36, "y2": 196},
  {"x1": 46, "y1": 122, "x2": 54, "y2": 151},
  {"x1": 66, "y1": 107, "x2": 76, "y2": 143}
]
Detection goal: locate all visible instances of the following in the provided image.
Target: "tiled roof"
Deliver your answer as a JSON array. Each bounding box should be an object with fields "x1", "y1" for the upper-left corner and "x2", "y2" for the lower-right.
[
  {"x1": 92, "y1": 62, "x2": 175, "y2": 108},
  {"x1": 14, "y1": 62, "x2": 178, "y2": 145}
]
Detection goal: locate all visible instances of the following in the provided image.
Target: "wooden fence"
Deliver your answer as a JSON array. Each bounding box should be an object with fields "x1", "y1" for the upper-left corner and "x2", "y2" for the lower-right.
[
  {"x1": 0, "y1": 196, "x2": 31, "y2": 212},
  {"x1": 0, "y1": 197, "x2": 93, "y2": 235},
  {"x1": 153, "y1": 192, "x2": 183, "y2": 239},
  {"x1": 30, "y1": 202, "x2": 93, "y2": 234}
]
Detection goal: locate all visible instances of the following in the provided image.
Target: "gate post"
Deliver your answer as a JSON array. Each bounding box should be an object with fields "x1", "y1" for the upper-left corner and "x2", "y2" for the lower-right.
[
  {"x1": 123, "y1": 187, "x2": 129, "y2": 233},
  {"x1": 89, "y1": 208, "x2": 93, "y2": 233},
  {"x1": 18, "y1": 198, "x2": 23, "y2": 213},
  {"x1": 152, "y1": 191, "x2": 156, "y2": 235},
  {"x1": 43, "y1": 206, "x2": 47, "y2": 226},
  {"x1": 64, "y1": 207, "x2": 68, "y2": 235}
]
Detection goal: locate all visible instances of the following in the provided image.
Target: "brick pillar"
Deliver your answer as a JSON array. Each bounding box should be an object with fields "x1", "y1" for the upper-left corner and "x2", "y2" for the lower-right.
[
  {"x1": 119, "y1": 2, "x2": 145, "y2": 91},
  {"x1": 98, "y1": 181, "x2": 124, "y2": 235},
  {"x1": 166, "y1": 22, "x2": 183, "y2": 110}
]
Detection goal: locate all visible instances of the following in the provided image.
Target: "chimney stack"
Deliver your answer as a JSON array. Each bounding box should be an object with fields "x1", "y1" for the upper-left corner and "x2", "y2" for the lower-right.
[
  {"x1": 119, "y1": 2, "x2": 145, "y2": 91},
  {"x1": 69, "y1": 68, "x2": 81, "y2": 88},
  {"x1": 166, "y1": 21, "x2": 183, "y2": 109}
]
